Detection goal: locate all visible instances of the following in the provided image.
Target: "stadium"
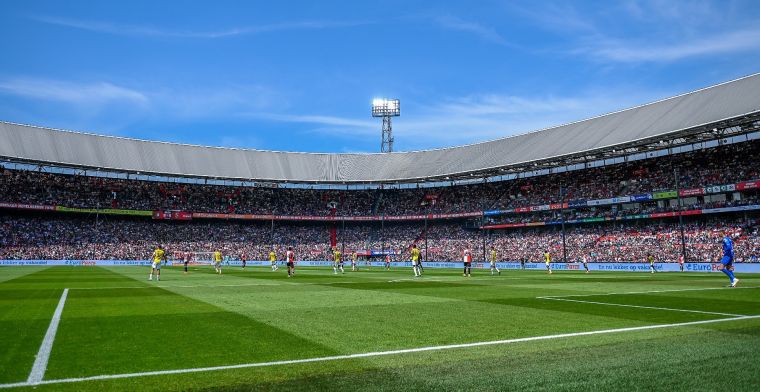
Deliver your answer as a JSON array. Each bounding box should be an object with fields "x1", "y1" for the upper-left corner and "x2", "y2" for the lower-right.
[{"x1": 2, "y1": 3, "x2": 760, "y2": 391}]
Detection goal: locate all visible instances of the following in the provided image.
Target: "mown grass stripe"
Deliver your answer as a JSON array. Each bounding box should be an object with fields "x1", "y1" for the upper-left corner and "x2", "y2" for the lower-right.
[{"x1": 2, "y1": 314, "x2": 757, "y2": 389}]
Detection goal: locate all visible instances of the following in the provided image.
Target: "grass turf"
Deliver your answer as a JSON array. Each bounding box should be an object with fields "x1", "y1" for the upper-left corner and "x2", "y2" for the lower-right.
[{"x1": 0, "y1": 265, "x2": 758, "y2": 391}]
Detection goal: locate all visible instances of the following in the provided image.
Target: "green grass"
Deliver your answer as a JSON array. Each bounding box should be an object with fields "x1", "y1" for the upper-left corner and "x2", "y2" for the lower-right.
[{"x1": 0, "y1": 265, "x2": 758, "y2": 391}]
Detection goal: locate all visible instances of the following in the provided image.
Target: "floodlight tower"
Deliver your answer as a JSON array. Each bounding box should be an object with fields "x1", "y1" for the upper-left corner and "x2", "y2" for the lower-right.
[{"x1": 372, "y1": 98, "x2": 400, "y2": 153}]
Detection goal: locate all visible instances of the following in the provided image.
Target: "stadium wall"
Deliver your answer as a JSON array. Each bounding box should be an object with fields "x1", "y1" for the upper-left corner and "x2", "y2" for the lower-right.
[{"x1": 2, "y1": 260, "x2": 760, "y2": 273}]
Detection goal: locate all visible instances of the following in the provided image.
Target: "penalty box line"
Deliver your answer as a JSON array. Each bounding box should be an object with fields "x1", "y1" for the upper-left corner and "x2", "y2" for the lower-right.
[
  {"x1": 539, "y1": 297, "x2": 746, "y2": 317},
  {"x1": 539, "y1": 286, "x2": 760, "y2": 299},
  {"x1": 536, "y1": 286, "x2": 760, "y2": 317},
  {"x1": 2, "y1": 314, "x2": 759, "y2": 389}
]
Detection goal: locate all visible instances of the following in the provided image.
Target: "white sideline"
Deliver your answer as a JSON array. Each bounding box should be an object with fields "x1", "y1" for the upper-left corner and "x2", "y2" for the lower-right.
[
  {"x1": 27, "y1": 288, "x2": 68, "y2": 384},
  {"x1": 2, "y1": 314, "x2": 758, "y2": 389},
  {"x1": 540, "y1": 297, "x2": 746, "y2": 317}
]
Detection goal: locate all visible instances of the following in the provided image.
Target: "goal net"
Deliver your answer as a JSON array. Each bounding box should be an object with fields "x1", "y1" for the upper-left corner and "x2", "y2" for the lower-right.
[{"x1": 171, "y1": 251, "x2": 217, "y2": 266}]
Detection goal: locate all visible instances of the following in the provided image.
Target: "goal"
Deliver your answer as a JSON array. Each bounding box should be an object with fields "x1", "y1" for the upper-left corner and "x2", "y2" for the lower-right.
[{"x1": 171, "y1": 251, "x2": 217, "y2": 266}]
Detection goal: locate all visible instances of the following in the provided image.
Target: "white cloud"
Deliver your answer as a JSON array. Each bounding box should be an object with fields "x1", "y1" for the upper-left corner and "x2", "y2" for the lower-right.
[
  {"x1": 579, "y1": 28, "x2": 760, "y2": 62},
  {"x1": 252, "y1": 89, "x2": 669, "y2": 150},
  {"x1": 0, "y1": 77, "x2": 148, "y2": 106},
  {"x1": 621, "y1": 0, "x2": 717, "y2": 23},
  {"x1": 433, "y1": 16, "x2": 511, "y2": 46},
  {"x1": 255, "y1": 113, "x2": 376, "y2": 130},
  {"x1": 431, "y1": 94, "x2": 586, "y2": 116},
  {"x1": 503, "y1": 2, "x2": 599, "y2": 35},
  {"x1": 0, "y1": 76, "x2": 288, "y2": 135},
  {"x1": 32, "y1": 15, "x2": 371, "y2": 39},
  {"x1": 150, "y1": 84, "x2": 285, "y2": 119},
  {"x1": 507, "y1": 0, "x2": 760, "y2": 63}
]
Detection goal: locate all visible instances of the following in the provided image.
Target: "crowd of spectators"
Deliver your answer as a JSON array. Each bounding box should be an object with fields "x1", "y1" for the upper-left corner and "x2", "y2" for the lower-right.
[
  {"x1": 484, "y1": 193, "x2": 760, "y2": 226},
  {"x1": 485, "y1": 140, "x2": 759, "y2": 211},
  {"x1": 1, "y1": 140, "x2": 757, "y2": 217},
  {"x1": 1, "y1": 215, "x2": 757, "y2": 263},
  {"x1": 1, "y1": 140, "x2": 758, "y2": 263},
  {"x1": 489, "y1": 218, "x2": 759, "y2": 263}
]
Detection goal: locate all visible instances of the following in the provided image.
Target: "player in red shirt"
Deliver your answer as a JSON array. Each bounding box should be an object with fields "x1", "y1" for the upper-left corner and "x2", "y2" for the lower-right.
[
  {"x1": 463, "y1": 249, "x2": 472, "y2": 277},
  {"x1": 286, "y1": 247, "x2": 296, "y2": 277},
  {"x1": 183, "y1": 251, "x2": 192, "y2": 274}
]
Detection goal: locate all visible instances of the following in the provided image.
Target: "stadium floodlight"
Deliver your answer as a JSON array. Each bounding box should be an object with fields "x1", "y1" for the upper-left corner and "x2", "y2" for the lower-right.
[
  {"x1": 372, "y1": 98, "x2": 400, "y2": 153},
  {"x1": 372, "y1": 98, "x2": 400, "y2": 117}
]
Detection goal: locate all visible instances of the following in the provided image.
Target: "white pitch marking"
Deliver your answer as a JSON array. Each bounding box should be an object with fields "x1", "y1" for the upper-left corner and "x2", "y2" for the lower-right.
[
  {"x1": 538, "y1": 286, "x2": 759, "y2": 299},
  {"x1": 540, "y1": 297, "x2": 746, "y2": 317},
  {"x1": 27, "y1": 288, "x2": 69, "y2": 385},
  {"x1": 2, "y1": 314, "x2": 758, "y2": 389}
]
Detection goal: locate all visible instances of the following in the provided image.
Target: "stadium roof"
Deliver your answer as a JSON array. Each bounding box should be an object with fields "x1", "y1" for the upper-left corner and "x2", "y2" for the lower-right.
[{"x1": 2, "y1": 73, "x2": 760, "y2": 184}]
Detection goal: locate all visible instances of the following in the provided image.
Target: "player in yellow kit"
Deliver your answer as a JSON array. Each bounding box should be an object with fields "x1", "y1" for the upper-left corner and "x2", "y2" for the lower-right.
[
  {"x1": 489, "y1": 247, "x2": 501, "y2": 276},
  {"x1": 411, "y1": 244, "x2": 422, "y2": 277},
  {"x1": 149, "y1": 245, "x2": 166, "y2": 281},
  {"x1": 544, "y1": 251, "x2": 552, "y2": 274},
  {"x1": 213, "y1": 250, "x2": 223, "y2": 274},
  {"x1": 333, "y1": 248, "x2": 344, "y2": 274},
  {"x1": 269, "y1": 250, "x2": 278, "y2": 271}
]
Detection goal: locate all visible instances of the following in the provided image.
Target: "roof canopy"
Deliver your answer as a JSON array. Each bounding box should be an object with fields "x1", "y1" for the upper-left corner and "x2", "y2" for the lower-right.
[{"x1": 2, "y1": 73, "x2": 760, "y2": 183}]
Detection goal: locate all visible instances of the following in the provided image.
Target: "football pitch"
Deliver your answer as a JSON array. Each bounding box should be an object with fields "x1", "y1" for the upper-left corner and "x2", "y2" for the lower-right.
[{"x1": 1, "y1": 265, "x2": 759, "y2": 391}]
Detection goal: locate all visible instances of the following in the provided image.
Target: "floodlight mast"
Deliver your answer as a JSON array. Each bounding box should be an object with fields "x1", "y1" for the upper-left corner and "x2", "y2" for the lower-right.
[
  {"x1": 372, "y1": 98, "x2": 400, "y2": 153},
  {"x1": 380, "y1": 116, "x2": 393, "y2": 153}
]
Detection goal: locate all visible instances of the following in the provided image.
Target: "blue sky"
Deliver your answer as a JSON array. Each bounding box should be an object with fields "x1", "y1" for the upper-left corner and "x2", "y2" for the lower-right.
[{"x1": 1, "y1": 0, "x2": 759, "y2": 153}]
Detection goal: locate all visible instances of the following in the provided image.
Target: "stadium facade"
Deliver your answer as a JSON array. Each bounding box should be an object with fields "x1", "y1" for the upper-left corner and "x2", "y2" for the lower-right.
[{"x1": 1, "y1": 74, "x2": 759, "y2": 264}]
